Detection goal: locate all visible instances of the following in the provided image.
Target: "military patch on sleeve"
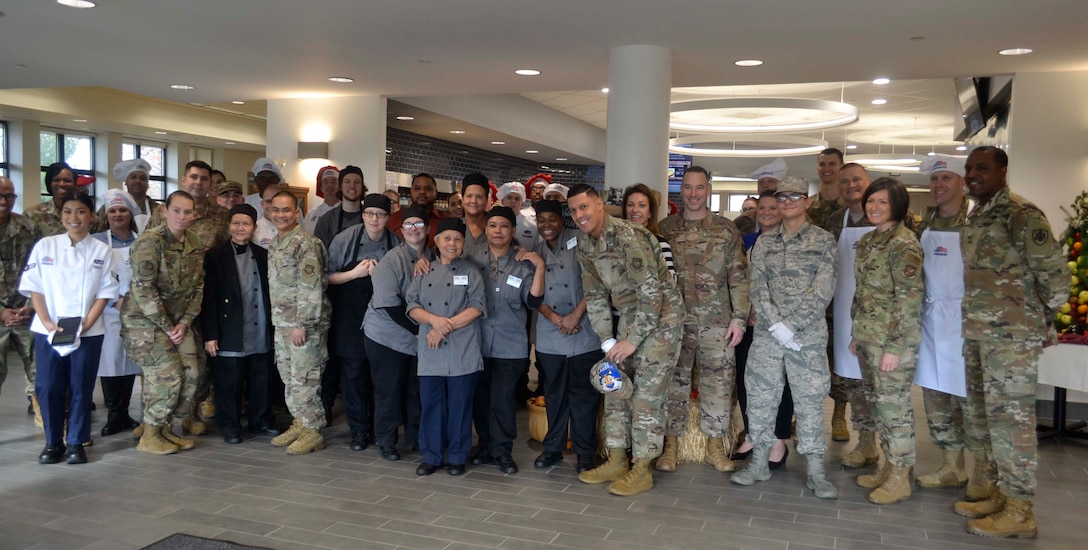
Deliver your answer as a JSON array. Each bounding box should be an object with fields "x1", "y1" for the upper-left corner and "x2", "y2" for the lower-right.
[
  {"x1": 1032, "y1": 228, "x2": 1049, "y2": 246},
  {"x1": 1026, "y1": 218, "x2": 1054, "y2": 255},
  {"x1": 630, "y1": 257, "x2": 644, "y2": 272},
  {"x1": 303, "y1": 263, "x2": 316, "y2": 278},
  {"x1": 902, "y1": 252, "x2": 922, "y2": 279},
  {"x1": 903, "y1": 265, "x2": 917, "y2": 279},
  {"x1": 138, "y1": 261, "x2": 155, "y2": 277}
]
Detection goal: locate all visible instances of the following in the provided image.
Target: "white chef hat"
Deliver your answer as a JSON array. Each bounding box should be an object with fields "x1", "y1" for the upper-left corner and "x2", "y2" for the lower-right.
[
  {"x1": 920, "y1": 154, "x2": 966, "y2": 178},
  {"x1": 112, "y1": 159, "x2": 152, "y2": 183},
  {"x1": 749, "y1": 157, "x2": 788, "y2": 181},
  {"x1": 251, "y1": 157, "x2": 282, "y2": 181},
  {"x1": 498, "y1": 181, "x2": 526, "y2": 201},
  {"x1": 543, "y1": 183, "x2": 569, "y2": 199},
  {"x1": 104, "y1": 188, "x2": 140, "y2": 215}
]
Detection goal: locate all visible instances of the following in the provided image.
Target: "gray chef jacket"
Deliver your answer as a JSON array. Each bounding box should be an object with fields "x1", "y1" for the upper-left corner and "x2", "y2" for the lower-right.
[
  {"x1": 466, "y1": 246, "x2": 541, "y2": 360},
  {"x1": 533, "y1": 229, "x2": 600, "y2": 357},
  {"x1": 406, "y1": 256, "x2": 486, "y2": 377},
  {"x1": 363, "y1": 243, "x2": 434, "y2": 356}
]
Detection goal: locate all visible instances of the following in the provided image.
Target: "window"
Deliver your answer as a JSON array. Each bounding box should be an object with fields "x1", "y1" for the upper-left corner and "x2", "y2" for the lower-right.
[
  {"x1": 728, "y1": 193, "x2": 757, "y2": 212},
  {"x1": 122, "y1": 142, "x2": 167, "y2": 200},
  {"x1": 0, "y1": 122, "x2": 8, "y2": 177},
  {"x1": 40, "y1": 130, "x2": 95, "y2": 196}
]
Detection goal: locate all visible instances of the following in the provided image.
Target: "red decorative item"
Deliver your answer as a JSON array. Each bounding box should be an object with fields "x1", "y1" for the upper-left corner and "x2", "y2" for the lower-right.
[{"x1": 76, "y1": 174, "x2": 95, "y2": 187}]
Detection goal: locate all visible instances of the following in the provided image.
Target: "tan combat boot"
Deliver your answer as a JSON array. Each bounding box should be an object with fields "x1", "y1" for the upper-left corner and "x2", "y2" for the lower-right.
[
  {"x1": 841, "y1": 431, "x2": 879, "y2": 468},
  {"x1": 132, "y1": 422, "x2": 145, "y2": 439},
  {"x1": 704, "y1": 437, "x2": 735, "y2": 472},
  {"x1": 655, "y1": 436, "x2": 679, "y2": 472},
  {"x1": 917, "y1": 448, "x2": 967, "y2": 488},
  {"x1": 955, "y1": 490, "x2": 1005, "y2": 518},
  {"x1": 868, "y1": 466, "x2": 912, "y2": 505},
  {"x1": 285, "y1": 427, "x2": 325, "y2": 455},
  {"x1": 831, "y1": 401, "x2": 849, "y2": 441},
  {"x1": 579, "y1": 448, "x2": 629, "y2": 484},
  {"x1": 856, "y1": 460, "x2": 891, "y2": 489},
  {"x1": 160, "y1": 424, "x2": 195, "y2": 450},
  {"x1": 966, "y1": 496, "x2": 1037, "y2": 539},
  {"x1": 272, "y1": 419, "x2": 303, "y2": 447},
  {"x1": 182, "y1": 414, "x2": 207, "y2": 435},
  {"x1": 200, "y1": 396, "x2": 216, "y2": 418},
  {"x1": 137, "y1": 424, "x2": 179, "y2": 455},
  {"x1": 608, "y1": 458, "x2": 653, "y2": 496},
  {"x1": 31, "y1": 395, "x2": 43, "y2": 428},
  {"x1": 965, "y1": 452, "x2": 996, "y2": 501}
]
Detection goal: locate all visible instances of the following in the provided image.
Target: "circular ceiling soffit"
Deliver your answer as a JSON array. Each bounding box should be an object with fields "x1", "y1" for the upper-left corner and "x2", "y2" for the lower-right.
[
  {"x1": 669, "y1": 98, "x2": 859, "y2": 133},
  {"x1": 670, "y1": 134, "x2": 828, "y2": 158}
]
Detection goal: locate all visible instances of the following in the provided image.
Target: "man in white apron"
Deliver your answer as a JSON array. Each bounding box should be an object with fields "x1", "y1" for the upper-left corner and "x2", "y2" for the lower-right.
[{"x1": 914, "y1": 155, "x2": 975, "y2": 491}]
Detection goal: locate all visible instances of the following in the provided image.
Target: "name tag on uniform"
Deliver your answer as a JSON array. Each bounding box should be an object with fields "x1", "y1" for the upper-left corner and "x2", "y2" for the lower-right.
[
  {"x1": 453, "y1": 275, "x2": 469, "y2": 286},
  {"x1": 567, "y1": 237, "x2": 578, "y2": 250},
  {"x1": 506, "y1": 275, "x2": 523, "y2": 288}
]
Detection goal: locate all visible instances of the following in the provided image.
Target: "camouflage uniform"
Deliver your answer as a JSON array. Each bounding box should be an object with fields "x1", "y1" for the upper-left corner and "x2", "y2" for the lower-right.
[
  {"x1": 851, "y1": 223, "x2": 924, "y2": 468},
  {"x1": 805, "y1": 193, "x2": 845, "y2": 232},
  {"x1": 121, "y1": 225, "x2": 205, "y2": 426},
  {"x1": 747, "y1": 221, "x2": 837, "y2": 455},
  {"x1": 961, "y1": 187, "x2": 1066, "y2": 501},
  {"x1": 733, "y1": 211, "x2": 757, "y2": 236},
  {"x1": 808, "y1": 195, "x2": 852, "y2": 411},
  {"x1": 23, "y1": 200, "x2": 65, "y2": 237},
  {"x1": 577, "y1": 215, "x2": 683, "y2": 459},
  {"x1": 269, "y1": 224, "x2": 331, "y2": 431},
  {"x1": 658, "y1": 213, "x2": 749, "y2": 437},
  {"x1": 0, "y1": 214, "x2": 42, "y2": 396}
]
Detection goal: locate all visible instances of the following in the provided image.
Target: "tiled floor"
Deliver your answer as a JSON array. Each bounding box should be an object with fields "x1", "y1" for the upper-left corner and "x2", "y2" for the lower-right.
[{"x1": 0, "y1": 375, "x2": 1085, "y2": 550}]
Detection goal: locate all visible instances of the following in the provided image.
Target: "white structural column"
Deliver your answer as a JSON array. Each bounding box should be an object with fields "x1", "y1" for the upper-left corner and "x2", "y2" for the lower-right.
[
  {"x1": 604, "y1": 45, "x2": 672, "y2": 215},
  {"x1": 266, "y1": 96, "x2": 387, "y2": 209}
]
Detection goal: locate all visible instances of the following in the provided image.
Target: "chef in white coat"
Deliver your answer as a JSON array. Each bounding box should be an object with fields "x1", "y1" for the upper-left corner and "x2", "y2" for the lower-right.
[
  {"x1": 913, "y1": 154, "x2": 974, "y2": 489},
  {"x1": 92, "y1": 190, "x2": 143, "y2": 437},
  {"x1": 105, "y1": 159, "x2": 158, "y2": 233}
]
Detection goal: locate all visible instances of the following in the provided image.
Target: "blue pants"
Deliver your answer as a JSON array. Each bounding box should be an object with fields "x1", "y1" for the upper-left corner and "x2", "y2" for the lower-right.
[
  {"x1": 419, "y1": 372, "x2": 478, "y2": 466},
  {"x1": 34, "y1": 334, "x2": 104, "y2": 447}
]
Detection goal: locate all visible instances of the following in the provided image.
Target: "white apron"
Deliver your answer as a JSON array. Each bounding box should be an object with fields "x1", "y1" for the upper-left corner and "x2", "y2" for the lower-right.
[
  {"x1": 134, "y1": 198, "x2": 152, "y2": 234},
  {"x1": 98, "y1": 232, "x2": 140, "y2": 377},
  {"x1": 914, "y1": 229, "x2": 967, "y2": 396},
  {"x1": 833, "y1": 210, "x2": 875, "y2": 380}
]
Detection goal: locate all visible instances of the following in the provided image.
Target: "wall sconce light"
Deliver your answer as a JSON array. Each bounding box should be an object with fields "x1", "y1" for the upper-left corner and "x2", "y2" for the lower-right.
[{"x1": 297, "y1": 141, "x2": 329, "y2": 159}]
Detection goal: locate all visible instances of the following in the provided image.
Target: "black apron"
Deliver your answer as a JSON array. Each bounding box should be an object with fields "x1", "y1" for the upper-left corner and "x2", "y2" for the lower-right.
[{"x1": 329, "y1": 228, "x2": 393, "y2": 357}]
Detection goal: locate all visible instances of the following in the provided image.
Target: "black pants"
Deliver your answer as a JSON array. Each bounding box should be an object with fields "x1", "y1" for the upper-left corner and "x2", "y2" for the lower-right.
[
  {"x1": 364, "y1": 336, "x2": 420, "y2": 449},
  {"x1": 320, "y1": 355, "x2": 340, "y2": 421},
  {"x1": 339, "y1": 353, "x2": 375, "y2": 438},
  {"x1": 537, "y1": 350, "x2": 602, "y2": 456},
  {"x1": 210, "y1": 352, "x2": 275, "y2": 434},
  {"x1": 474, "y1": 357, "x2": 529, "y2": 457},
  {"x1": 100, "y1": 374, "x2": 137, "y2": 426},
  {"x1": 735, "y1": 325, "x2": 793, "y2": 440}
]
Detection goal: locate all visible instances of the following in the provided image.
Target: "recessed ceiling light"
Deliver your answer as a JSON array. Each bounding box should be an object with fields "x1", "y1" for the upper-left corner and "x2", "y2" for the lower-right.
[
  {"x1": 328, "y1": 76, "x2": 354, "y2": 83},
  {"x1": 231, "y1": 100, "x2": 245, "y2": 105},
  {"x1": 526, "y1": 150, "x2": 539, "y2": 154},
  {"x1": 556, "y1": 157, "x2": 568, "y2": 161},
  {"x1": 601, "y1": 88, "x2": 609, "y2": 93},
  {"x1": 846, "y1": 145, "x2": 858, "y2": 150},
  {"x1": 395, "y1": 116, "x2": 415, "y2": 121},
  {"x1": 956, "y1": 145, "x2": 967, "y2": 151},
  {"x1": 170, "y1": 84, "x2": 195, "y2": 90},
  {"x1": 449, "y1": 130, "x2": 466, "y2": 134},
  {"x1": 154, "y1": 131, "x2": 168, "y2": 135},
  {"x1": 871, "y1": 98, "x2": 887, "y2": 105},
  {"x1": 15, "y1": 64, "x2": 28, "y2": 69},
  {"x1": 998, "y1": 47, "x2": 1033, "y2": 56},
  {"x1": 515, "y1": 69, "x2": 541, "y2": 76},
  {"x1": 225, "y1": 141, "x2": 236, "y2": 145},
  {"x1": 73, "y1": 119, "x2": 87, "y2": 122},
  {"x1": 491, "y1": 141, "x2": 505, "y2": 145},
  {"x1": 872, "y1": 78, "x2": 890, "y2": 85},
  {"x1": 927, "y1": 151, "x2": 936, "y2": 156},
  {"x1": 734, "y1": 59, "x2": 764, "y2": 67},
  {"x1": 57, "y1": 0, "x2": 96, "y2": 8}
]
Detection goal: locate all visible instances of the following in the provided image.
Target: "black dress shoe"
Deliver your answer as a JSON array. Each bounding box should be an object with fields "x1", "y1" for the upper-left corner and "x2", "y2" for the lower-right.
[
  {"x1": 447, "y1": 463, "x2": 465, "y2": 475},
  {"x1": 730, "y1": 447, "x2": 753, "y2": 461},
  {"x1": 416, "y1": 462, "x2": 440, "y2": 476},
  {"x1": 223, "y1": 432, "x2": 243, "y2": 444},
  {"x1": 534, "y1": 451, "x2": 564, "y2": 469},
  {"x1": 495, "y1": 455, "x2": 519, "y2": 474},
  {"x1": 576, "y1": 454, "x2": 595, "y2": 473},
  {"x1": 101, "y1": 423, "x2": 123, "y2": 437},
  {"x1": 350, "y1": 432, "x2": 370, "y2": 451},
  {"x1": 248, "y1": 424, "x2": 282, "y2": 436},
  {"x1": 39, "y1": 444, "x2": 66, "y2": 464},
  {"x1": 65, "y1": 444, "x2": 87, "y2": 464},
  {"x1": 471, "y1": 452, "x2": 493, "y2": 466},
  {"x1": 769, "y1": 446, "x2": 789, "y2": 470},
  {"x1": 380, "y1": 447, "x2": 401, "y2": 461}
]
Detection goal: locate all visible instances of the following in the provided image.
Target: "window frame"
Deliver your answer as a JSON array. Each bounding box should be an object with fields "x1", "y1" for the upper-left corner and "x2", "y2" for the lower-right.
[
  {"x1": 40, "y1": 129, "x2": 96, "y2": 196},
  {"x1": 0, "y1": 121, "x2": 8, "y2": 177},
  {"x1": 122, "y1": 140, "x2": 168, "y2": 200}
]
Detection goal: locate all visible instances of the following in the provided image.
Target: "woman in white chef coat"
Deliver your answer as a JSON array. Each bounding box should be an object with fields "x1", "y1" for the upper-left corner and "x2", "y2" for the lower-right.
[
  {"x1": 20, "y1": 194, "x2": 119, "y2": 465},
  {"x1": 92, "y1": 190, "x2": 142, "y2": 437}
]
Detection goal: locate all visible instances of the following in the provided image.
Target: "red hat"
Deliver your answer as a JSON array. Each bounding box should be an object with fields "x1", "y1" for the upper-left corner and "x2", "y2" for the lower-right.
[
  {"x1": 76, "y1": 174, "x2": 96, "y2": 187},
  {"x1": 526, "y1": 174, "x2": 552, "y2": 187},
  {"x1": 315, "y1": 165, "x2": 339, "y2": 198}
]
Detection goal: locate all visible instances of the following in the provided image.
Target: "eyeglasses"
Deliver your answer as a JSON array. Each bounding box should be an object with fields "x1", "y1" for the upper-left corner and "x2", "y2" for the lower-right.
[
  {"x1": 362, "y1": 211, "x2": 389, "y2": 219},
  {"x1": 402, "y1": 221, "x2": 425, "y2": 230},
  {"x1": 0, "y1": 194, "x2": 17, "y2": 202},
  {"x1": 775, "y1": 193, "x2": 806, "y2": 203}
]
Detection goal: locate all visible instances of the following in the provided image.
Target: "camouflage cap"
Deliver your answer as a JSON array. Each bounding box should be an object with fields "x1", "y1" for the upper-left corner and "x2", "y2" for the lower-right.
[
  {"x1": 775, "y1": 176, "x2": 809, "y2": 196},
  {"x1": 217, "y1": 180, "x2": 244, "y2": 195}
]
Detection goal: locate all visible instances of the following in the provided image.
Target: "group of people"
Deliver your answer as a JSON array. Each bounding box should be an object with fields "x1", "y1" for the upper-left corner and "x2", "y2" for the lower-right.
[{"x1": 0, "y1": 144, "x2": 1063, "y2": 540}]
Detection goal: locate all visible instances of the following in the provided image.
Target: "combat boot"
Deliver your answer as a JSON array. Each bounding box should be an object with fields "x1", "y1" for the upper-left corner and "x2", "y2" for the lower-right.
[
  {"x1": 965, "y1": 452, "x2": 996, "y2": 501},
  {"x1": 655, "y1": 436, "x2": 679, "y2": 472},
  {"x1": 831, "y1": 401, "x2": 849, "y2": 441},
  {"x1": 966, "y1": 496, "x2": 1036, "y2": 539},
  {"x1": 200, "y1": 397, "x2": 216, "y2": 418},
  {"x1": 271, "y1": 419, "x2": 303, "y2": 447},
  {"x1": 868, "y1": 466, "x2": 911, "y2": 505},
  {"x1": 579, "y1": 448, "x2": 629, "y2": 484},
  {"x1": 160, "y1": 424, "x2": 195, "y2": 450},
  {"x1": 955, "y1": 490, "x2": 1005, "y2": 518},
  {"x1": 182, "y1": 414, "x2": 207, "y2": 435},
  {"x1": 857, "y1": 460, "x2": 891, "y2": 489},
  {"x1": 286, "y1": 427, "x2": 325, "y2": 455},
  {"x1": 805, "y1": 454, "x2": 838, "y2": 499},
  {"x1": 132, "y1": 422, "x2": 145, "y2": 439},
  {"x1": 841, "y1": 431, "x2": 879, "y2": 468},
  {"x1": 608, "y1": 458, "x2": 653, "y2": 496},
  {"x1": 137, "y1": 424, "x2": 179, "y2": 455},
  {"x1": 31, "y1": 395, "x2": 43, "y2": 428},
  {"x1": 917, "y1": 448, "x2": 967, "y2": 488},
  {"x1": 730, "y1": 444, "x2": 771, "y2": 485},
  {"x1": 704, "y1": 437, "x2": 735, "y2": 472}
]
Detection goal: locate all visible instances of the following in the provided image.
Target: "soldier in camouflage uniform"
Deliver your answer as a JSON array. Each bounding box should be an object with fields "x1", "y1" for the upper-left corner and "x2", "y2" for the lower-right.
[
  {"x1": 730, "y1": 177, "x2": 838, "y2": 498},
  {"x1": 849, "y1": 177, "x2": 924, "y2": 505},
  {"x1": 145, "y1": 160, "x2": 228, "y2": 435},
  {"x1": 954, "y1": 147, "x2": 1066, "y2": 539},
  {"x1": 24, "y1": 162, "x2": 79, "y2": 237},
  {"x1": 0, "y1": 177, "x2": 42, "y2": 411},
  {"x1": 122, "y1": 191, "x2": 205, "y2": 455},
  {"x1": 266, "y1": 191, "x2": 332, "y2": 455},
  {"x1": 657, "y1": 167, "x2": 749, "y2": 473},
  {"x1": 569, "y1": 185, "x2": 683, "y2": 497}
]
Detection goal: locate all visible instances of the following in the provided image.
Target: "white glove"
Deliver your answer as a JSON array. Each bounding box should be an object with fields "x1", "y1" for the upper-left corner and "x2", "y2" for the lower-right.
[
  {"x1": 768, "y1": 322, "x2": 796, "y2": 347},
  {"x1": 783, "y1": 338, "x2": 802, "y2": 351}
]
